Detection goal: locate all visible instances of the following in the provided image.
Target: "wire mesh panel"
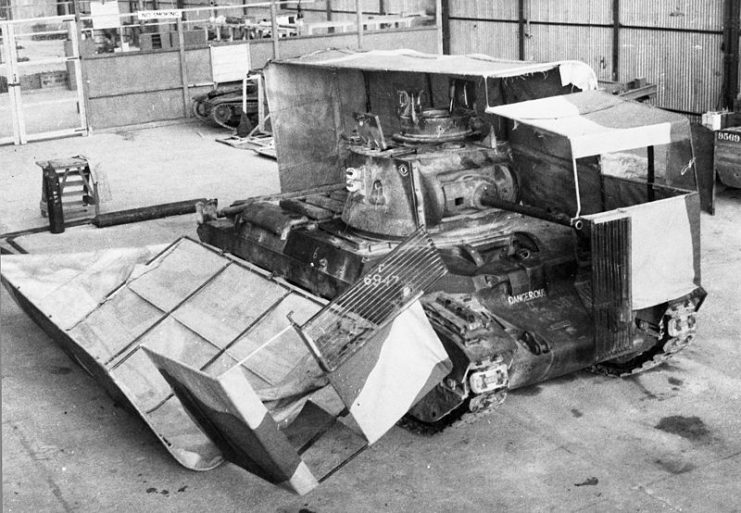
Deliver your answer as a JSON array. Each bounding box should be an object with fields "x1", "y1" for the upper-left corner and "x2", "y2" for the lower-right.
[{"x1": 297, "y1": 227, "x2": 446, "y2": 372}]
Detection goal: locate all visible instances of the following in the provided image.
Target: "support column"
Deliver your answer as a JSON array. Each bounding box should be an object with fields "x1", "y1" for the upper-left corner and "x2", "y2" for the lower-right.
[
  {"x1": 356, "y1": 0, "x2": 363, "y2": 50},
  {"x1": 517, "y1": 0, "x2": 525, "y2": 60},
  {"x1": 270, "y1": 0, "x2": 279, "y2": 59},
  {"x1": 612, "y1": 0, "x2": 619, "y2": 81},
  {"x1": 438, "y1": 0, "x2": 447, "y2": 55},
  {"x1": 72, "y1": 0, "x2": 90, "y2": 134},
  {"x1": 723, "y1": 0, "x2": 740, "y2": 109},
  {"x1": 177, "y1": 18, "x2": 189, "y2": 118}
]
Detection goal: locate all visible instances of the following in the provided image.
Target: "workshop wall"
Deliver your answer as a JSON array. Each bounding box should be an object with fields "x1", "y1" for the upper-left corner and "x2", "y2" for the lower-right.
[
  {"x1": 447, "y1": 0, "x2": 727, "y2": 115},
  {"x1": 85, "y1": 26, "x2": 438, "y2": 129}
]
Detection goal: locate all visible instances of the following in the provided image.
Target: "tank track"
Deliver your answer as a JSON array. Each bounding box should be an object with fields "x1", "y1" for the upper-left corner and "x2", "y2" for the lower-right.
[
  {"x1": 397, "y1": 386, "x2": 508, "y2": 436},
  {"x1": 590, "y1": 300, "x2": 698, "y2": 378},
  {"x1": 401, "y1": 301, "x2": 697, "y2": 435},
  {"x1": 192, "y1": 91, "x2": 259, "y2": 130}
]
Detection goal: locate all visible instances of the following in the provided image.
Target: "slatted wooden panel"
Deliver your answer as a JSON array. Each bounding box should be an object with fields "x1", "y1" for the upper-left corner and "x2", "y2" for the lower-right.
[{"x1": 591, "y1": 215, "x2": 633, "y2": 360}]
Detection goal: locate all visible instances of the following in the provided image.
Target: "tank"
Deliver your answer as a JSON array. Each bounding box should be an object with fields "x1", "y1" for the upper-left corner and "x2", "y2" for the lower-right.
[
  {"x1": 198, "y1": 50, "x2": 706, "y2": 430},
  {"x1": 714, "y1": 126, "x2": 741, "y2": 188},
  {"x1": 0, "y1": 50, "x2": 709, "y2": 494},
  {"x1": 192, "y1": 81, "x2": 259, "y2": 130}
]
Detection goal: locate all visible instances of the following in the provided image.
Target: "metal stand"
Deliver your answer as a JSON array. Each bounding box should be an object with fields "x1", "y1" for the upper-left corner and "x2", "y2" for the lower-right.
[{"x1": 37, "y1": 156, "x2": 100, "y2": 221}]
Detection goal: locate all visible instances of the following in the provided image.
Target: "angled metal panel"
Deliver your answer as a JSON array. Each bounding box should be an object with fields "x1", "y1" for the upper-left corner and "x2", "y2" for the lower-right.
[
  {"x1": 145, "y1": 349, "x2": 361, "y2": 496},
  {"x1": 0, "y1": 238, "x2": 332, "y2": 472}
]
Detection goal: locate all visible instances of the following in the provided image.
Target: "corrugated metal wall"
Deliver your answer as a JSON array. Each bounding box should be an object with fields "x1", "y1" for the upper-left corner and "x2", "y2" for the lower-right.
[
  {"x1": 524, "y1": 0, "x2": 612, "y2": 79},
  {"x1": 527, "y1": 0, "x2": 611, "y2": 24},
  {"x1": 327, "y1": 0, "x2": 431, "y2": 14},
  {"x1": 447, "y1": 0, "x2": 728, "y2": 114},
  {"x1": 619, "y1": 0, "x2": 724, "y2": 113},
  {"x1": 619, "y1": 0, "x2": 723, "y2": 31},
  {"x1": 448, "y1": 2, "x2": 519, "y2": 59},
  {"x1": 525, "y1": 25, "x2": 614, "y2": 80},
  {"x1": 303, "y1": 0, "x2": 432, "y2": 22}
]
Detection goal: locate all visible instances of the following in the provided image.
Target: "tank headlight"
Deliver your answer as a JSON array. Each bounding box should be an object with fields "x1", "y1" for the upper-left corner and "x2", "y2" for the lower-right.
[{"x1": 345, "y1": 167, "x2": 364, "y2": 194}]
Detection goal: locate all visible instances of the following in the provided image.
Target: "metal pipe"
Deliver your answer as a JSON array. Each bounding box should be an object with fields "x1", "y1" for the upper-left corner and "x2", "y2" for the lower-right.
[
  {"x1": 356, "y1": 0, "x2": 363, "y2": 49},
  {"x1": 647, "y1": 145, "x2": 655, "y2": 202},
  {"x1": 270, "y1": 0, "x2": 279, "y2": 59},
  {"x1": 571, "y1": 154, "x2": 582, "y2": 218},
  {"x1": 92, "y1": 199, "x2": 207, "y2": 228},
  {"x1": 479, "y1": 197, "x2": 582, "y2": 229},
  {"x1": 445, "y1": 16, "x2": 721, "y2": 36},
  {"x1": 612, "y1": 0, "x2": 619, "y2": 81},
  {"x1": 71, "y1": 0, "x2": 90, "y2": 135},
  {"x1": 176, "y1": 18, "x2": 190, "y2": 118},
  {"x1": 436, "y1": 0, "x2": 444, "y2": 55},
  {"x1": 517, "y1": 0, "x2": 525, "y2": 60}
]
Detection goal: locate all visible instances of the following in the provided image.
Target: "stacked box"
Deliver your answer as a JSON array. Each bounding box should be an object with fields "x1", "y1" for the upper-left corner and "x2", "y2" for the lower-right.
[
  {"x1": 40, "y1": 70, "x2": 68, "y2": 89},
  {"x1": 702, "y1": 111, "x2": 728, "y2": 131}
]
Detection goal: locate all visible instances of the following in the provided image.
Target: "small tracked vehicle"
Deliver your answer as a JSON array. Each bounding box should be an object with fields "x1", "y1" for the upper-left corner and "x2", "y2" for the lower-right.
[{"x1": 192, "y1": 81, "x2": 259, "y2": 130}]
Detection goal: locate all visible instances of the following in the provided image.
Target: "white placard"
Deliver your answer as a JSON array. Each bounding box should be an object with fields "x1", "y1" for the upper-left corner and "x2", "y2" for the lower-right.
[
  {"x1": 137, "y1": 10, "x2": 182, "y2": 20},
  {"x1": 210, "y1": 44, "x2": 251, "y2": 84},
  {"x1": 90, "y1": 1, "x2": 121, "y2": 29}
]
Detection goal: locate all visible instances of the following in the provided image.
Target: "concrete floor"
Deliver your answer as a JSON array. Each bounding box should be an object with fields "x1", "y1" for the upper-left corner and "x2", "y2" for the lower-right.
[
  {"x1": 0, "y1": 121, "x2": 279, "y2": 234},
  {"x1": 2, "y1": 122, "x2": 741, "y2": 512}
]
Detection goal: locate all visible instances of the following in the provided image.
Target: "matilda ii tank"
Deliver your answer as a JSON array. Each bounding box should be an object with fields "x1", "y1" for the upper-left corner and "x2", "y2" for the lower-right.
[
  {"x1": 0, "y1": 50, "x2": 707, "y2": 495},
  {"x1": 197, "y1": 49, "x2": 705, "y2": 429}
]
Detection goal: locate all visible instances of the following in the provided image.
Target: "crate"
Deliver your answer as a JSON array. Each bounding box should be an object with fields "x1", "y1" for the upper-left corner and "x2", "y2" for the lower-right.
[
  {"x1": 702, "y1": 111, "x2": 728, "y2": 131},
  {"x1": 40, "y1": 70, "x2": 68, "y2": 89},
  {"x1": 20, "y1": 73, "x2": 41, "y2": 90}
]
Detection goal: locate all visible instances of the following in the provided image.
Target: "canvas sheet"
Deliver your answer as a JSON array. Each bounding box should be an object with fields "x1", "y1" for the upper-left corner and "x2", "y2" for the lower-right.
[
  {"x1": 487, "y1": 91, "x2": 687, "y2": 158},
  {"x1": 328, "y1": 300, "x2": 452, "y2": 444},
  {"x1": 278, "y1": 49, "x2": 596, "y2": 87},
  {"x1": 264, "y1": 49, "x2": 597, "y2": 193},
  {"x1": 488, "y1": 91, "x2": 696, "y2": 191},
  {"x1": 585, "y1": 194, "x2": 701, "y2": 309}
]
